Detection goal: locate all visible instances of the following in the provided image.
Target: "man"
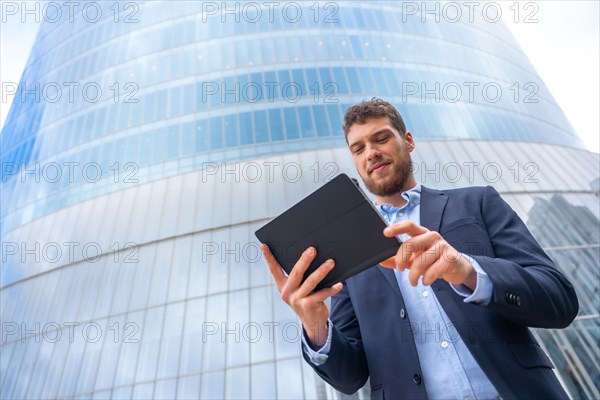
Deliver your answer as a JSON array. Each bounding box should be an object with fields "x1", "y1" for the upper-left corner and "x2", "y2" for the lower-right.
[{"x1": 262, "y1": 98, "x2": 578, "y2": 399}]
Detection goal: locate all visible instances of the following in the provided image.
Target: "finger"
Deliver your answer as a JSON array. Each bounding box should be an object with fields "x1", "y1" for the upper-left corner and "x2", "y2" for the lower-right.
[
  {"x1": 422, "y1": 246, "x2": 465, "y2": 286},
  {"x1": 308, "y1": 282, "x2": 344, "y2": 303},
  {"x1": 261, "y1": 244, "x2": 287, "y2": 291},
  {"x1": 297, "y1": 259, "x2": 336, "y2": 297},
  {"x1": 399, "y1": 231, "x2": 443, "y2": 266},
  {"x1": 379, "y1": 256, "x2": 396, "y2": 269},
  {"x1": 384, "y1": 220, "x2": 429, "y2": 238},
  {"x1": 422, "y1": 256, "x2": 451, "y2": 286},
  {"x1": 285, "y1": 246, "x2": 318, "y2": 289},
  {"x1": 407, "y1": 240, "x2": 445, "y2": 286}
]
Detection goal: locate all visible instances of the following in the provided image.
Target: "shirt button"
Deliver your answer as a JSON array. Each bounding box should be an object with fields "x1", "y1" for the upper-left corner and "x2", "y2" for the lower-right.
[
  {"x1": 441, "y1": 341, "x2": 449, "y2": 348},
  {"x1": 413, "y1": 373, "x2": 422, "y2": 384},
  {"x1": 400, "y1": 308, "x2": 406, "y2": 319},
  {"x1": 399, "y1": 212, "x2": 404, "y2": 217},
  {"x1": 422, "y1": 290, "x2": 429, "y2": 298}
]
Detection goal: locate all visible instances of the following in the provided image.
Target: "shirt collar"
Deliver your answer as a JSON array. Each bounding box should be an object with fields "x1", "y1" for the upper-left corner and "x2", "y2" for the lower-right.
[{"x1": 375, "y1": 183, "x2": 422, "y2": 216}]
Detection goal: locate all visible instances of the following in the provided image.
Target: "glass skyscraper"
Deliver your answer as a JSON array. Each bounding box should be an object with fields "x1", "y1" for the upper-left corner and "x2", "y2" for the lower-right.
[{"x1": 1, "y1": 2, "x2": 598, "y2": 399}]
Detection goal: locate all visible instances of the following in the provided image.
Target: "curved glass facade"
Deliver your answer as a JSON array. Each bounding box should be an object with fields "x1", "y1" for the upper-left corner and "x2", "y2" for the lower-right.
[
  {"x1": 1, "y1": 2, "x2": 598, "y2": 399},
  {"x1": 1, "y1": 1, "x2": 585, "y2": 235}
]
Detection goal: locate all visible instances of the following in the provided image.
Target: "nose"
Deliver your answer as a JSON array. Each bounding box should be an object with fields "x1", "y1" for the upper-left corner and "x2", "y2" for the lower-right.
[{"x1": 365, "y1": 144, "x2": 382, "y2": 161}]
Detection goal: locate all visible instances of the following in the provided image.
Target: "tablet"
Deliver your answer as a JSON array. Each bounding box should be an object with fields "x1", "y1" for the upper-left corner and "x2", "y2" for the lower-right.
[{"x1": 255, "y1": 173, "x2": 401, "y2": 291}]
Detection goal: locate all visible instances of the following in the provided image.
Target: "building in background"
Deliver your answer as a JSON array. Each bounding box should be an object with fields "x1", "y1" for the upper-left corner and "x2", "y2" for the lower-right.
[{"x1": 1, "y1": 2, "x2": 598, "y2": 399}]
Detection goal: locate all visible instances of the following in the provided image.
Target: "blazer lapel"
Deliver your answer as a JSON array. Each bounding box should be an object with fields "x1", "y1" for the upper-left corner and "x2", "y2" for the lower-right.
[
  {"x1": 420, "y1": 186, "x2": 448, "y2": 232},
  {"x1": 377, "y1": 265, "x2": 403, "y2": 299}
]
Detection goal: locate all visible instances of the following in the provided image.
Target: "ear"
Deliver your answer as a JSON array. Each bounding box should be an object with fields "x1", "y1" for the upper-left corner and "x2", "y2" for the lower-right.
[{"x1": 404, "y1": 131, "x2": 415, "y2": 151}]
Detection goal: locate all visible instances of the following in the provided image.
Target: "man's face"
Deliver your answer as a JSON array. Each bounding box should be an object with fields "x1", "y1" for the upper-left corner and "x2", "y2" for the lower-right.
[{"x1": 347, "y1": 117, "x2": 415, "y2": 197}]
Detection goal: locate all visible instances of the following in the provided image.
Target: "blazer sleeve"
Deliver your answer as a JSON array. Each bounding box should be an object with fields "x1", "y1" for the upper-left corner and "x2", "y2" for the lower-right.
[
  {"x1": 302, "y1": 283, "x2": 369, "y2": 395},
  {"x1": 473, "y1": 186, "x2": 579, "y2": 328}
]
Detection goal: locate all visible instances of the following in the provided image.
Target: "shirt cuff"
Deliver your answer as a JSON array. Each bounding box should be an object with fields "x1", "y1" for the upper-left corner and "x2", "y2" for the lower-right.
[
  {"x1": 450, "y1": 254, "x2": 493, "y2": 306},
  {"x1": 301, "y1": 320, "x2": 333, "y2": 366}
]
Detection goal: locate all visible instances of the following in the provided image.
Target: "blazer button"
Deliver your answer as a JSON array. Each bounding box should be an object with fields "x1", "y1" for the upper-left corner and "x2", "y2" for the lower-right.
[
  {"x1": 400, "y1": 308, "x2": 406, "y2": 319},
  {"x1": 516, "y1": 296, "x2": 521, "y2": 306},
  {"x1": 413, "y1": 373, "x2": 422, "y2": 385}
]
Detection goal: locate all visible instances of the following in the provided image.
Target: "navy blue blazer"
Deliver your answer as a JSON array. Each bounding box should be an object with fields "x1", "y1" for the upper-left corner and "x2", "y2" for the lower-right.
[{"x1": 303, "y1": 185, "x2": 578, "y2": 399}]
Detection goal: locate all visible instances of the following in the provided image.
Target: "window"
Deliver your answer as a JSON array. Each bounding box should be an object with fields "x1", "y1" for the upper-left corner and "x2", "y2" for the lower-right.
[
  {"x1": 239, "y1": 112, "x2": 254, "y2": 145},
  {"x1": 210, "y1": 116, "x2": 223, "y2": 149},
  {"x1": 195, "y1": 119, "x2": 209, "y2": 152},
  {"x1": 269, "y1": 109, "x2": 284, "y2": 141},
  {"x1": 283, "y1": 107, "x2": 299, "y2": 140},
  {"x1": 254, "y1": 110, "x2": 269, "y2": 143},
  {"x1": 224, "y1": 114, "x2": 239, "y2": 147}
]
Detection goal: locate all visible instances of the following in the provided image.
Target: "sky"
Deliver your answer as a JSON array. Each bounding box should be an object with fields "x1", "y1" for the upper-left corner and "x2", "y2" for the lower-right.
[{"x1": 1, "y1": 1, "x2": 598, "y2": 152}]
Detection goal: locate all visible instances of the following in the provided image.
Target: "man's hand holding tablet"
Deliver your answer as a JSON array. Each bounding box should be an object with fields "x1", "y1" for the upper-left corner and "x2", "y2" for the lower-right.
[
  {"x1": 261, "y1": 244, "x2": 341, "y2": 349},
  {"x1": 255, "y1": 173, "x2": 401, "y2": 348}
]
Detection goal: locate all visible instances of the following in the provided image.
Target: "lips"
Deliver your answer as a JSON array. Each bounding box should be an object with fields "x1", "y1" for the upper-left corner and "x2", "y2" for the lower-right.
[{"x1": 369, "y1": 161, "x2": 391, "y2": 175}]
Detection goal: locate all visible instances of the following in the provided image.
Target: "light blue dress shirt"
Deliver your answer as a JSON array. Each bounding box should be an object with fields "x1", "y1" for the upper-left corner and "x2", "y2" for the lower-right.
[{"x1": 303, "y1": 183, "x2": 500, "y2": 399}]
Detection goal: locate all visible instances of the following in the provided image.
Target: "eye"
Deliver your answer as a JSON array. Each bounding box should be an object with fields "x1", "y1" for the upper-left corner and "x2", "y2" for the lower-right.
[
  {"x1": 352, "y1": 146, "x2": 364, "y2": 154},
  {"x1": 376, "y1": 135, "x2": 389, "y2": 143}
]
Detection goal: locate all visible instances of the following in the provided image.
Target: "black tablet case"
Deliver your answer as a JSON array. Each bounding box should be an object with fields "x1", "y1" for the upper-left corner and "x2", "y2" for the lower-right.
[{"x1": 255, "y1": 173, "x2": 401, "y2": 291}]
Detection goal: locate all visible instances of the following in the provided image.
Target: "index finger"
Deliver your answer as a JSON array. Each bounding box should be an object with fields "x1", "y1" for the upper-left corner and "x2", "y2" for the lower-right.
[
  {"x1": 261, "y1": 244, "x2": 287, "y2": 291},
  {"x1": 384, "y1": 220, "x2": 429, "y2": 238}
]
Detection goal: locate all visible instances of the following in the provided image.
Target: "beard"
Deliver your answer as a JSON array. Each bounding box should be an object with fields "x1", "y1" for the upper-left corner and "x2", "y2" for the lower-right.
[{"x1": 362, "y1": 152, "x2": 413, "y2": 197}]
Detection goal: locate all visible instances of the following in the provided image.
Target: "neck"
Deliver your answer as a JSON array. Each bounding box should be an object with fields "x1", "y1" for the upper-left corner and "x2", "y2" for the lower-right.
[{"x1": 375, "y1": 176, "x2": 417, "y2": 207}]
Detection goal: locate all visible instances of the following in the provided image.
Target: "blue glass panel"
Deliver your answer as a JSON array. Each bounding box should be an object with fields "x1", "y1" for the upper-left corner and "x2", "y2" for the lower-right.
[
  {"x1": 298, "y1": 106, "x2": 315, "y2": 138},
  {"x1": 268, "y1": 109, "x2": 284, "y2": 141},
  {"x1": 247, "y1": 73, "x2": 263, "y2": 103},
  {"x1": 167, "y1": 86, "x2": 182, "y2": 117},
  {"x1": 277, "y1": 69, "x2": 291, "y2": 87},
  {"x1": 239, "y1": 112, "x2": 253, "y2": 145},
  {"x1": 221, "y1": 41, "x2": 235, "y2": 68},
  {"x1": 180, "y1": 122, "x2": 194, "y2": 156},
  {"x1": 345, "y1": 67, "x2": 363, "y2": 93},
  {"x1": 183, "y1": 84, "x2": 194, "y2": 115},
  {"x1": 350, "y1": 35, "x2": 364, "y2": 59},
  {"x1": 382, "y1": 68, "x2": 398, "y2": 94},
  {"x1": 222, "y1": 76, "x2": 237, "y2": 105},
  {"x1": 312, "y1": 105, "x2": 329, "y2": 136},
  {"x1": 359, "y1": 67, "x2": 376, "y2": 96},
  {"x1": 339, "y1": 5, "x2": 356, "y2": 27},
  {"x1": 143, "y1": 93, "x2": 156, "y2": 123},
  {"x1": 291, "y1": 69, "x2": 307, "y2": 98},
  {"x1": 254, "y1": 110, "x2": 268, "y2": 143},
  {"x1": 139, "y1": 132, "x2": 152, "y2": 165},
  {"x1": 224, "y1": 114, "x2": 238, "y2": 147},
  {"x1": 154, "y1": 128, "x2": 168, "y2": 163},
  {"x1": 168, "y1": 125, "x2": 179, "y2": 159},
  {"x1": 264, "y1": 71, "x2": 278, "y2": 101},
  {"x1": 352, "y1": 7, "x2": 366, "y2": 27},
  {"x1": 210, "y1": 116, "x2": 223, "y2": 149},
  {"x1": 372, "y1": 8, "x2": 387, "y2": 29},
  {"x1": 327, "y1": 105, "x2": 343, "y2": 136},
  {"x1": 125, "y1": 133, "x2": 140, "y2": 164},
  {"x1": 283, "y1": 107, "x2": 299, "y2": 140},
  {"x1": 372, "y1": 68, "x2": 388, "y2": 94},
  {"x1": 195, "y1": 119, "x2": 209, "y2": 152},
  {"x1": 156, "y1": 90, "x2": 167, "y2": 121}
]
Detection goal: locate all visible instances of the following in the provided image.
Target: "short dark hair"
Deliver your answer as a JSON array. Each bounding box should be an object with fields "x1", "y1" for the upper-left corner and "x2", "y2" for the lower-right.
[{"x1": 342, "y1": 98, "x2": 407, "y2": 142}]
